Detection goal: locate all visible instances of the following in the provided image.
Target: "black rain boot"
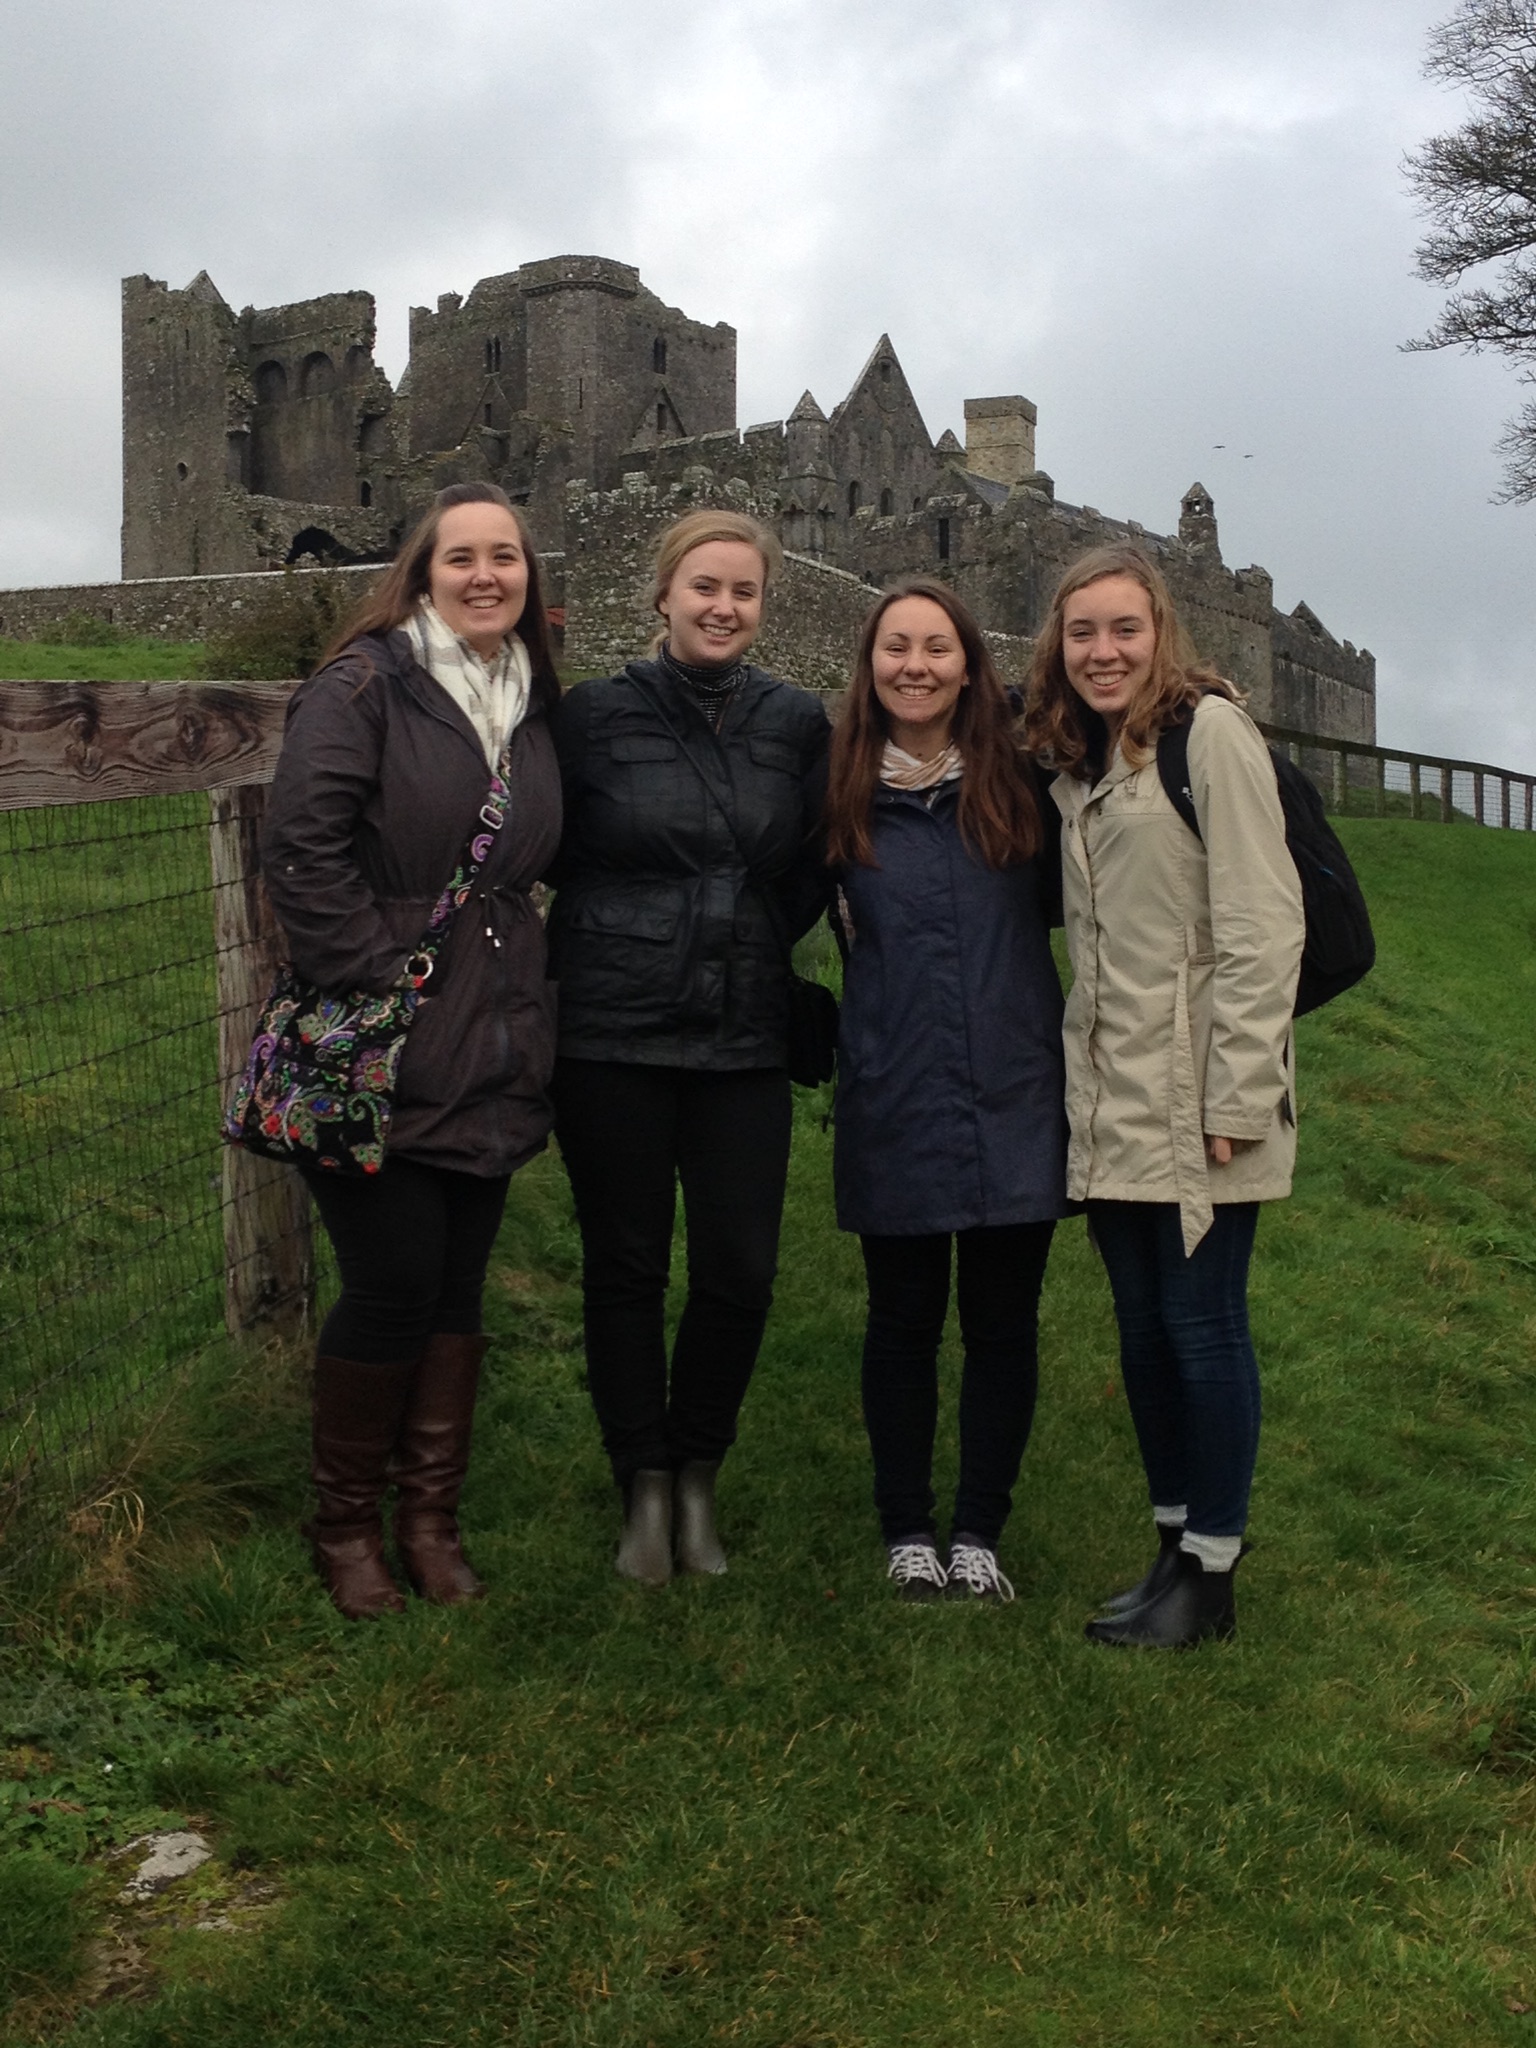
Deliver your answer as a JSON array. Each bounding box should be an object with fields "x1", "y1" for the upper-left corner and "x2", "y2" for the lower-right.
[
  {"x1": 674, "y1": 1460, "x2": 727, "y2": 1575},
  {"x1": 1095, "y1": 1521, "x2": 1185, "y2": 1619},
  {"x1": 1084, "y1": 1546, "x2": 1239, "y2": 1648},
  {"x1": 616, "y1": 1469, "x2": 673, "y2": 1586}
]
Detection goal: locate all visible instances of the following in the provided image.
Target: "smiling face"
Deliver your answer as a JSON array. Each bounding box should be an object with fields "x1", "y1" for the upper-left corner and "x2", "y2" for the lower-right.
[
  {"x1": 427, "y1": 502, "x2": 530, "y2": 658},
  {"x1": 656, "y1": 539, "x2": 766, "y2": 667},
  {"x1": 1060, "y1": 572, "x2": 1157, "y2": 739},
  {"x1": 870, "y1": 594, "x2": 969, "y2": 757}
]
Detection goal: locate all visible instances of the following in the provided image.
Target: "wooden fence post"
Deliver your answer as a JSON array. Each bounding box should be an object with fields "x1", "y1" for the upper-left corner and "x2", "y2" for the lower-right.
[
  {"x1": 1440, "y1": 767, "x2": 1454, "y2": 825},
  {"x1": 210, "y1": 783, "x2": 314, "y2": 1337},
  {"x1": 1410, "y1": 761, "x2": 1421, "y2": 820},
  {"x1": 1374, "y1": 753, "x2": 1385, "y2": 816},
  {"x1": 1331, "y1": 747, "x2": 1347, "y2": 815},
  {"x1": 1474, "y1": 768, "x2": 1485, "y2": 825}
]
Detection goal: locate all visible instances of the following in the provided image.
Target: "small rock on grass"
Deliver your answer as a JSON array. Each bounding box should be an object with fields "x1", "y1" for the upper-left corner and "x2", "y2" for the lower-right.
[{"x1": 118, "y1": 1832, "x2": 213, "y2": 1902}]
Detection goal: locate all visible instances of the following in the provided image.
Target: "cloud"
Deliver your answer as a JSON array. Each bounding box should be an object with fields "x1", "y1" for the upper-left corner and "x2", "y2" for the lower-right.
[{"x1": 1, "y1": 0, "x2": 1531, "y2": 764}]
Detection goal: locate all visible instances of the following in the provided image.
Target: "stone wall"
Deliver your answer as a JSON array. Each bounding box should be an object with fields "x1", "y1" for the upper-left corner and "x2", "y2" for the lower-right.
[
  {"x1": 0, "y1": 557, "x2": 567, "y2": 645},
  {"x1": 561, "y1": 472, "x2": 1028, "y2": 692}
]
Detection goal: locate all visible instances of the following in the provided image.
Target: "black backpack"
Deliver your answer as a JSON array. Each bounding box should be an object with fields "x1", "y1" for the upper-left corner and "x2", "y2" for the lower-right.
[{"x1": 1155, "y1": 710, "x2": 1375, "y2": 1018}]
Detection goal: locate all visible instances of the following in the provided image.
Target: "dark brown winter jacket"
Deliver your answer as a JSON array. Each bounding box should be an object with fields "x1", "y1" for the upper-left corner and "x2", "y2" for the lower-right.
[{"x1": 261, "y1": 630, "x2": 563, "y2": 1177}]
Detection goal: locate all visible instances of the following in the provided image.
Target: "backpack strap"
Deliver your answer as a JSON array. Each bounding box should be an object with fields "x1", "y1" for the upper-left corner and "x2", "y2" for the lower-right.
[{"x1": 1154, "y1": 705, "x2": 1202, "y2": 841}]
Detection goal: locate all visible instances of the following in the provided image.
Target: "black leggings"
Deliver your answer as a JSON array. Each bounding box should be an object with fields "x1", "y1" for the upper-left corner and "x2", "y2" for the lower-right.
[
  {"x1": 303, "y1": 1157, "x2": 511, "y2": 1363},
  {"x1": 553, "y1": 1059, "x2": 793, "y2": 1483},
  {"x1": 859, "y1": 1222, "x2": 1056, "y2": 1550}
]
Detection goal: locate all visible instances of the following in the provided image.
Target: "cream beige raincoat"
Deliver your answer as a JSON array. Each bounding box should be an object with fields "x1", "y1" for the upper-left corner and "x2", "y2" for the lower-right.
[{"x1": 1051, "y1": 694, "x2": 1305, "y2": 1256}]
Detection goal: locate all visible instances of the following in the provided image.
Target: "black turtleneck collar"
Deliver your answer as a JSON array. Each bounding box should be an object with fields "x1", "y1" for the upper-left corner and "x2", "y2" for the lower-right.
[{"x1": 659, "y1": 642, "x2": 745, "y2": 728}]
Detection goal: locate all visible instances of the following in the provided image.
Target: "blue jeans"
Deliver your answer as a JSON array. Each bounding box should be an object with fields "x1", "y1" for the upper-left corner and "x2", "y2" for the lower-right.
[{"x1": 1088, "y1": 1202, "x2": 1261, "y2": 1538}]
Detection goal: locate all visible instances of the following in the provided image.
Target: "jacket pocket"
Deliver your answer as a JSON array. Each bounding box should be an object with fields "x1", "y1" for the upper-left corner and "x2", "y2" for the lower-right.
[
  {"x1": 747, "y1": 735, "x2": 801, "y2": 774},
  {"x1": 566, "y1": 895, "x2": 681, "y2": 943},
  {"x1": 608, "y1": 734, "x2": 679, "y2": 764}
]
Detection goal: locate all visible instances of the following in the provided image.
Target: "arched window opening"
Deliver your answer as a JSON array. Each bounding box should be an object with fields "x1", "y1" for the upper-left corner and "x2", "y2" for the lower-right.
[
  {"x1": 879, "y1": 488, "x2": 894, "y2": 517},
  {"x1": 485, "y1": 334, "x2": 503, "y2": 372},
  {"x1": 937, "y1": 516, "x2": 951, "y2": 561},
  {"x1": 254, "y1": 359, "x2": 287, "y2": 403},
  {"x1": 657, "y1": 400, "x2": 668, "y2": 434},
  {"x1": 879, "y1": 359, "x2": 891, "y2": 382},
  {"x1": 300, "y1": 351, "x2": 336, "y2": 397},
  {"x1": 175, "y1": 461, "x2": 188, "y2": 482},
  {"x1": 913, "y1": 494, "x2": 923, "y2": 511},
  {"x1": 484, "y1": 402, "x2": 494, "y2": 425},
  {"x1": 359, "y1": 479, "x2": 372, "y2": 508},
  {"x1": 847, "y1": 481, "x2": 861, "y2": 516},
  {"x1": 653, "y1": 337, "x2": 668, "y2": 373}
]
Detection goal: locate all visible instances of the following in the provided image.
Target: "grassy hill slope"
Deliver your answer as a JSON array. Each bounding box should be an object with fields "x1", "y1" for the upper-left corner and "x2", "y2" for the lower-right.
[{"x1": 3, "y1": 819, "x2": 1535, "y2": 2046}]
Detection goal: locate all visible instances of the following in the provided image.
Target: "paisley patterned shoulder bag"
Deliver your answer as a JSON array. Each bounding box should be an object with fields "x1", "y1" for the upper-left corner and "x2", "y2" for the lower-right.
[{"x1": 222, "y1": 762, "x2": 511, "y2": 1176}]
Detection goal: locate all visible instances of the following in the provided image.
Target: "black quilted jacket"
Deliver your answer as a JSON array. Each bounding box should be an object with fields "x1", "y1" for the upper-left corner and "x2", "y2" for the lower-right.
[{"x1": 547, "y1": 659, "x2": 830, "y2": 1069}]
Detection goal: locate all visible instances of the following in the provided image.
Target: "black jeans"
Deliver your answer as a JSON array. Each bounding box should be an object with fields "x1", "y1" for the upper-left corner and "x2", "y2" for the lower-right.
[
  {"x1": 303, "y1": 1158, "x2": 511, "y2": 1363},
  {"x1": 1088, "y1": 1201, "x2": 1261, "y2": 1537},
  {"x1": 859, "y1": 1222, "x2": 1056, "y2": 1550},
  {"x1": 553, "y1": 1059, "x2": 793, "y2": 1484}
]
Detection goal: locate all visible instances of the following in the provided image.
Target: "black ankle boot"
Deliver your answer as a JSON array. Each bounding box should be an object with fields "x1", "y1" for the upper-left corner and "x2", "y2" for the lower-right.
[
  {"x1": 1085, "y1": 1546, "x2": 1238, "y2": 1649},
  {"x1": 1096, "y1": 1522, "x2": 1185, "y2": 1619},
  {"x1": 616, "y1": 1469, "x2": 673, "y2": 1586}
]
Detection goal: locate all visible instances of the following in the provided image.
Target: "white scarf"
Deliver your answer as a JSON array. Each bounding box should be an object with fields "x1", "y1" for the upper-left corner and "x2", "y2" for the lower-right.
[
  {"x1": 404, "y1": 602, "x2": 532, "y2": 768},
  {"x1": 879, "y1": 739, "x2": 964, "y2": 790}
]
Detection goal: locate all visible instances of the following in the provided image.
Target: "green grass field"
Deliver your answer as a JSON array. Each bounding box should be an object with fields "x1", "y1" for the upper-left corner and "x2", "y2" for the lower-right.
[
  {"x1": 0, "y1": 641, "x2": 210, "y2": 683},
  {"x1": 3, "y1": 819, "x2": 1536, "y2": 2044}
]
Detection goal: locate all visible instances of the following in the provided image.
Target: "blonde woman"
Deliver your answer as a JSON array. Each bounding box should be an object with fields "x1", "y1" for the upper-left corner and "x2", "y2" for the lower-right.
[
  {"x1": 1026, "y1": 546, "x2": 1303, "y2": 1648},
  {"x1": 548, "y1": 510, "x2": 830, "y2": 1584}
]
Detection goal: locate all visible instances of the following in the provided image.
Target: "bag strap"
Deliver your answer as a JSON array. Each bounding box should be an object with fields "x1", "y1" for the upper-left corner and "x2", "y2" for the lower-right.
[
  {"x1": 1155, "y1": 707, "x2": 1201, "y2": 842},
  {"x1": 404, "y1": 752, "x2": 514, "y2": 984},
  {"x1": 628, "y1": 674, "x2": 799, "y2": 972}
]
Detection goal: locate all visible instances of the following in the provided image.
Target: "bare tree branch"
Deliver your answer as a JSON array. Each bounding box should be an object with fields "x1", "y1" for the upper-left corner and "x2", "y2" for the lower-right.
[{"x1": 1405, "y1": 0, "x2": 1536, "y2": 493}]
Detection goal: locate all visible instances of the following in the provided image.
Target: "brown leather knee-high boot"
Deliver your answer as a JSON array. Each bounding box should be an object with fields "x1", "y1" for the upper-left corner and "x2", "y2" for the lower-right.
[
  {"x1": 391, "y1": 1332, "x2": 489, "y2": 1604},
  {"x1": 308, "y1": 1353, "x2": 418, "y2": 1620}
]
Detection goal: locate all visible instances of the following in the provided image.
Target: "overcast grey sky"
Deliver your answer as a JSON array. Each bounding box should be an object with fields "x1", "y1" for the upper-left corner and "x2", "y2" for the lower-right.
[{"x1": 0, "y1": 0, "x2": 1527, "y2": 763}]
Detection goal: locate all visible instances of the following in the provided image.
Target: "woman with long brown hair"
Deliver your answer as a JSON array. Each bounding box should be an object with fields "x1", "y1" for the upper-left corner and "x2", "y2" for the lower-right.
[
  {"x1": 261, "y1": 481, "x2": 562, "y2": 1620},
  {"x1": 826, "y1": 579, "x2": 1069, "y2": 1601},
  {"x1": 1026, "y1": 545, "x2": 1303, "y2": 1648}
]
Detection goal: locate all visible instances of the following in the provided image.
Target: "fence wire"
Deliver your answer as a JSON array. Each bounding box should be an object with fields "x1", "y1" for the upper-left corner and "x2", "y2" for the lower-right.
[{"x1": 0, "y1": 791, "x2": 322, "y2": 1551}]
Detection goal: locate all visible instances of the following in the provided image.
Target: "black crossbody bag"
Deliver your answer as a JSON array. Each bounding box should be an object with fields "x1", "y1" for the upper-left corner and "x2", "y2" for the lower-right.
[{"x1": 630, "y1": 678, "x2": 838, "y2": 1087}]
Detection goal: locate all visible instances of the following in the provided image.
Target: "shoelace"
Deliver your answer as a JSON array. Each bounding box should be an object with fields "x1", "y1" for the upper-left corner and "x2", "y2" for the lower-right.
[
  {"x1": 887, "y1": 1542, "x2": 948, "y2": 1588},
  {"x1": 947, "y1": 1544, "x2": 1016, "y2": 1602}
]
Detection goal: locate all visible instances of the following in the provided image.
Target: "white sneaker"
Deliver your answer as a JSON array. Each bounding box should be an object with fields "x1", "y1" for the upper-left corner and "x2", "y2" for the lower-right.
[
  {"x1": 886, "y1": 1539, "x2": 948, "y2": 1601},
  {"x1": 946, "y1": 1540, "x2": 1015, "y2": 1603}
]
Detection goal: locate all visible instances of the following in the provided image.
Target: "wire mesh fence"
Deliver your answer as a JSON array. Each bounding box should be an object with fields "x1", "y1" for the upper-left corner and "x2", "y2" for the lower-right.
[
  {"x1": 0, "y1": 676, "x2": 1532, "y2": 1553},
  {"x1": 0, "y1": 677, "x2": 313, "y2": 1555}
]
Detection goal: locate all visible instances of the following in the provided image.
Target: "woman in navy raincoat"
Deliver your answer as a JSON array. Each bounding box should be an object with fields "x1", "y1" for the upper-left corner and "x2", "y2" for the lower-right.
[{"x1": 826, "y1": 580, "x2": 1070, "y2": 1601}]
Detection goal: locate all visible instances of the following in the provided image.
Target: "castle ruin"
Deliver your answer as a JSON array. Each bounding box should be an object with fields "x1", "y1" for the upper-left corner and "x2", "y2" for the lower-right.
[{"x1": 119, "y1": 255, "x2": 1374, "y2": 740}]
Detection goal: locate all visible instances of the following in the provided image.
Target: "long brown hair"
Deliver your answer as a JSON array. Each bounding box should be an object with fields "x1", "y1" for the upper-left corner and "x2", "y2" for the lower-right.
[
  {"x1": 316, "y1": 482, "x2": 559, "y2": 710},
  {"x1": 1024, "y1": 544, "x2": 1237, "y2": 779},
  {"x1": 825, "y1": 578, "x2": 1041, "y2": 869}
]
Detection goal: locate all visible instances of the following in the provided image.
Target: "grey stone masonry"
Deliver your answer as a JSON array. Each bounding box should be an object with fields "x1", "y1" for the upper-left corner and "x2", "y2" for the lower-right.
[{"x1": 100, "y1": 251, "x2": 1374, "y2": 743}]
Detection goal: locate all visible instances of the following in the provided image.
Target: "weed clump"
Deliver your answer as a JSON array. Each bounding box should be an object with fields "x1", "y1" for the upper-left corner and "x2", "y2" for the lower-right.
[{"x1": 200, "y1": 570, "x2": 359, "y2": 681}]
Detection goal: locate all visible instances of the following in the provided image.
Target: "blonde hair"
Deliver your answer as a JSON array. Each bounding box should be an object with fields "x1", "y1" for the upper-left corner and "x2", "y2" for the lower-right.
[
  {"x1": 1024, "y1": 544, "x2": 1239, "y2": 778},
  {"x1": 649, "y1": 509, "x2": 783, "y2": 649}
]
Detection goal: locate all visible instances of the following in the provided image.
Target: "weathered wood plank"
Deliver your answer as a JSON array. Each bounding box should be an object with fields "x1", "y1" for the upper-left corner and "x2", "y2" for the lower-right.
[
  {"x1": 0, "y1": 680, "x2": 293, "y2": 810},
  {"x1": 210, "y1": 783, "x2": 314, "y2": 1337}
]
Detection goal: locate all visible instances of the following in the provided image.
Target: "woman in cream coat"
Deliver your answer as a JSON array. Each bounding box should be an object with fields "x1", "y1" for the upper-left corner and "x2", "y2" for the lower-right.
[{"x1": 1026, "y1": 545, "x2": 1303, "y2": 1648}]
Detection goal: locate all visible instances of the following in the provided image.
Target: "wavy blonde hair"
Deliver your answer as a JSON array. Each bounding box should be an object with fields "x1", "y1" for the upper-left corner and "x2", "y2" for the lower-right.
[{"x1": 1024, "y1": 545, "x2": 1239, "y2": 779}]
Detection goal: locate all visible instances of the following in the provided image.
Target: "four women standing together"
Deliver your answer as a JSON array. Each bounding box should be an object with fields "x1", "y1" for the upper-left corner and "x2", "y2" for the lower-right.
[{"x1": 258, "y1": 491, "x2": 1305, "y2": 1649}]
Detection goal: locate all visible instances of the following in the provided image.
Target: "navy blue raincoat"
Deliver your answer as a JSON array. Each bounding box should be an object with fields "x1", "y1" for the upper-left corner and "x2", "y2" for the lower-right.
[{"x1": 832, "y1": 776, "x2": 1071, "y2": 1237}]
